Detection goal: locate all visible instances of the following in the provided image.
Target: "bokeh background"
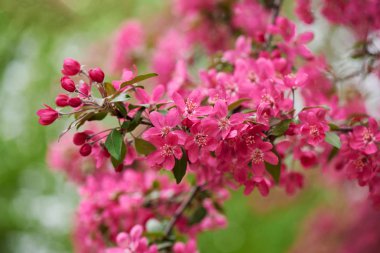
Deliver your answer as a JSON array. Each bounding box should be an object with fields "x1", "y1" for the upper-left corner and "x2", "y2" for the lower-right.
[{"x1": 0, "y1": 1, "x2": 356, "y2": 252}]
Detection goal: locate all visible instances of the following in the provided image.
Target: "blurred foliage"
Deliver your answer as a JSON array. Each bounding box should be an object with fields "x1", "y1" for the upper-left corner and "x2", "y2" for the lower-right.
[{"x1": 0, "y1": 0, "x2": 325, "y2": 252}]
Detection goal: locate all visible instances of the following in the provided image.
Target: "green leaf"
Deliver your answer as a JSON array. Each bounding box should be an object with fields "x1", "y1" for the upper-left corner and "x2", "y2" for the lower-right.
[
  {"x1": 119, "y1": 73, "x2": 158, "y2": 90},
  {"x1": 265, "y1": 161, "x2": 281, "y2": 183},
  {"x1": 110, "y1": 140, "x2": 127, "y2": 168},
  {"x1": 134, "y1": 138, "x2": 156, "y2": 155},
  {"x1": 328, "y1": 146, "x2": 339, "y2": 161},
  {"x1": 325, "y1": 131, "x2": 341, "y2": 149},
  {"x1": 228, "y1": 98, "x2": 250, "y2": 111},
  {"x1": 105, "y1": 130, "x2": 124, "y2": 160},
  {"x1": 173, "y1": 149, "x2": 188, "y2": 184},
  {"x1": 111, "y1": 92, "x2": 131, "y2": 103},
  {"x1": 88, "y1": 111, "x2": 108, "y2": 121},
  {"x1": 104, "y1": 82, "x2": 117, "y2": 96},
  {"x1": 188, "y1": 206, "x2": 207, "y2": 225},
  {"x1": 121, "y1": 107, "x2": 145, "y2": 132},
  {"x1": 328, "y1": 123, "x2": 340, "y2": 131},
  {"x1": 115, "y1": 102, "x2": 128, "y2": 117},
  {"x1": 270, "y1": 119, "x2": 292, "y2": 136}
]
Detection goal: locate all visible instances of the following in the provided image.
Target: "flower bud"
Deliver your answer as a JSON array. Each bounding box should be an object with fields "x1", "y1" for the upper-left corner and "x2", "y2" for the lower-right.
[
  {"x1": 79, "y1": 144, "x2": 92, "y2": 156},
  {"x1": 73, "y1": 132, "x2": 89, "y2": 146},
  {"x1": 37, "y1": 104, "x2": 59, "y2": 125},
  {"x1": 115, "y1": 164, "x2": 124, "y2": 173},
  {"x1": 68, "y1": 97, "x2": 82, "y2": 108},
  {"x1": 61, "y1": 58, "x2": 81, "y2": 76},
  {"x1": 55, "y1": 94, "x2": 69, "y2": 107},
  {"x1": 89, "y1": 67, "x2": 105, "y2": 83},
  {"x1": 61, "y1": 76, "x2": 76, "y2": 92}
]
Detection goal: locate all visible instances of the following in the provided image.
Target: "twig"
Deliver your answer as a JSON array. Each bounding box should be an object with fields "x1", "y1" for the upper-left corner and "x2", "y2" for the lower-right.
[
  {"x1": 163, "y1": 185, "x2": 201, "y2": 238},
  {"x1": 265, "y1": 0, "x2": 284, "y2": 50}
]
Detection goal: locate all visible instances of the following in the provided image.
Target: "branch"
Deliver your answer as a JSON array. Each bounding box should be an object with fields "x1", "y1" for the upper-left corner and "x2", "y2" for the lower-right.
[
  {"x1": 265, "y1": 0, "x2": 284, "y2": 50},
  {"x1": 163, "y1": 185, "x2": 201, "y2": 238}
]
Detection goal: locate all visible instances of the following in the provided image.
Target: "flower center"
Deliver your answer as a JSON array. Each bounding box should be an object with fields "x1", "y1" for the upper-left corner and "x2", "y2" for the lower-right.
[
  {"x1": 309, "y1": 125, "x2": 320, "y2": 138},
  {"x1": 354, "y1": 158, "x2": 365, "y2": 170},
  {"x1": 185, "y1": 99, "x2": 198, "y2": 115},
  {"x1": 261, "y1": 94, "x2": 274, "y2": 104},
  {"x1": 252, "y1": 148, "x2": 264, "y2": 164},
  {"x1": 246, "y1": 136, "x2": 256, "y2": 145},
  {"x1": 160, "y1": 144, "x2": 174, "y2": 157},
  {"x1": 218, "y1": 118, "x2": 230, "y2": 130},
  {"x1": 195, "y1": 133, "x2": 208, "y2": 147},
  {"x1": 161, "y1": 126, "x2": 171, "y2": 137},
  {"x1": 362, "y1": 129, "x2": 373, "y2": 143}
]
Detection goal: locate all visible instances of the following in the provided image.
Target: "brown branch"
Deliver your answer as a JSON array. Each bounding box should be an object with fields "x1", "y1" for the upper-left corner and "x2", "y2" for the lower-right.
[
  {"x1": 163, "y1": 185, "x2": 201, "y2": 238},
  {"x1": 265, "y1": 0, "x2": 284, "y2": 50}
]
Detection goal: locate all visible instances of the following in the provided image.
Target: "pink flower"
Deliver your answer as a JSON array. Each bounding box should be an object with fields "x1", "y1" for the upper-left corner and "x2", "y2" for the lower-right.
[
  {"x1": 135, "y1": 85, "x2": 164, "y2": 105},
  {"x1": 244, "y1": 176, "x2": 272, "y2": 196},
  {"x1": 205, "y1": 100, "x2": 247, "y2": 139},
  {"x1": 349, "y1": 118, "x2": 380, "y2": 155},
  {"x1": 185, "y1": 121, "x2": 218, "y2": 163},
  {"x1": 248, "y1": 141, "x2": 278, "y2": 176},
  {"x1": 281, "y1": 171, "x2": 304, "y2": 195},
  {"x1": 61, "y1": 58, "x2": 81, "y2": 76},
  {"x1": 143, "y1": 109, "x2": 184, "y2": 141},
  {"x1": 299, "y1": 108, "x2": 329, "y2": 146},
  {"x1": 173, "y1": 239, "x2": 199, "y2": 253},
  {"x1": 37, "y1": 104, "x2": 59, "y2": 125},
  {"x1": 295, "y1": 0, "x2": 314, "y2": 24},
  {"x1": 112, "y1": 67, "x2": 136, "y2": 91},
  {"x1": 172, "y1": 90, "x2": 212, "y2": 119},
  {"x1": 147, "y1": 133, "x2": 183, "y2": 170},
  {"x1": 283, "y1": 72, "x2": 308, "y2": 89}
]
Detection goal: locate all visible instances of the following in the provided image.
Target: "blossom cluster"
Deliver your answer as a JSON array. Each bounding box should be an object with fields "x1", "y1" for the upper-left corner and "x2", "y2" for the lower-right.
[{"x1": 38, "y1": 0, "x2": 380, "y2": 252}]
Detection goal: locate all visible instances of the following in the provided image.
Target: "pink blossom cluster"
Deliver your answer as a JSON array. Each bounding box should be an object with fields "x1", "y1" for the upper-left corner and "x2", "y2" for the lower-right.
[{"x1": 37, "y1": 0, "x2": 380, "y2": 251}]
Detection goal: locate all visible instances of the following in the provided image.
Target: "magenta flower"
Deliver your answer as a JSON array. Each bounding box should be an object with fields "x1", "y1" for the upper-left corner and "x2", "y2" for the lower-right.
[
  {"x1": 350, "y1": 118, "x2": 380, "y2": 155},
  {"x1": 244, "y1": 176, "x2": 272, "y2": 196},
  {"x1": 299, "y1": 108, "x2": 329, "y2": 146},
  {"x1": 147, "y1": 133, "x2": 183, "y2": 170},
  {"x1": 172, "y1": 90, "x2": 212, "y2": 119},
  {"x1": 185, "y1": 122, "x2": 218, "y2": 163},
  {"x1": 135, "y1": 84, "x2": 164, "y2": 104},
  {"x1": 37, "y1": 104, "x2": 59, "y2": 125},
  {"x1": 248, "y1": 141, "x2": 278, "y2": 176},
  {"x1": 143, "y1": 109, "x2": 184, "y2": 142}
]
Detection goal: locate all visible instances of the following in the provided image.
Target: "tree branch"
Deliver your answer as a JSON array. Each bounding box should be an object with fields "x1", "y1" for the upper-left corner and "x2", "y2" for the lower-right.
[
  {"x1": 163, "y1": 185, "x2": 201, "y2": 238},
  {"x1": 265, "y1": 0, "x2": 284, "y2": 50}
]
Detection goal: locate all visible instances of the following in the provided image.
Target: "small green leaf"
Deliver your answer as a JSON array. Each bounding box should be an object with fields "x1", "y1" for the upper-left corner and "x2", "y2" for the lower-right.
[
  {"x1": 110, "y1": 141, "x2": 127, "y2": 168},
  {"x1": 114, "y1": 102, "x2": 128, "y2": 117},
  {"x1": 104, "y1": 82, "x2": 117, "y2": 96},
  {"x1": 228, "y1": 98, "x2": 251, "y2": 111},
  {"x1": 88, "y1": 111, "x2": 108, "y2": 121},
  {"x1": 188, "y1": 206, "x2": 207, "y2": 225},
  {"x1": 270, "y1": 119, "x2": 292, "y2": 136},
  {"x1": 111, "y1": 93, "x2": 131, "y2": 103},
  {"x1": 265, "y1": 161, "x2": 281, "y2": 183},
  {"x1": 121, "y1": 107, "x2": 145, "y2": 132},
  {"x1": 105, "y1": 130, "x2": 124, "y2": 160},
  {"x1": 325, "y1": 131, "x2": 341, "y2": 149},
  {"x1": 135, "y1": 138, "x2": 156, "y2": 155},
  {"x1": 173, "y1": 149, "x2": 188, "y2": 184},
  {"x1": 119, "y1": 73, "x2": 158, "y2": 90}
]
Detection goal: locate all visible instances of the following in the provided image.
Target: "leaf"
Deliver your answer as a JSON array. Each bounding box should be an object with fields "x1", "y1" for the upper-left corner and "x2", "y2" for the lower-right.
[
  {"x1": 115, "y1": 102, "x2": 128, "y2": 117},
  {"x1": 325, "y1": 131, "x2": 341, "y2": 149},
  {"x1": 119, "y1": 73, "x2": 158, "y2": 90},
  {"x1": 173, "y1": 149, "x2": 188, "y2": 184},
  {"x1": 188, "y1": 206, "x2": 207, "y2": 225},
  {"x1": 121, "y1": 107, "x2": 145, "y2": 132},
  {"x1": 228, "y1": 98, "x2": 251, "y2": 111},
  {"x1": 105, "y1": 130, "x2": 124, "y2": 160},
  {"x1": 135, "y1": 138, "x2": 156, "y2": 155},
  {"x1": 104, "y1": 82, "x2": 116, "y2": 96},
  {"x1": 328, "y1": 123, "x2": 340, "y2": 131},
  {"x1": 328, "y1": 146, "x2": 339, "y2": 162},
  {"x1": 111, "y1": 140, "x2": 127, "y2": 168},
  {"x1": 88, "y1": 111, "x2": 108, "y2": 121},
  {"x1": 265, "y1": 161, "x2": 281, "y2": 183},
  {"x1": 301, "y1": 105, "x2": 330, "y2": 111},
  {"x1": 111, "y1": 92, "x2": 131, "y2": 103},
  {"x1": 270, "y1": 119, "x2": 292, "y2": 136}
]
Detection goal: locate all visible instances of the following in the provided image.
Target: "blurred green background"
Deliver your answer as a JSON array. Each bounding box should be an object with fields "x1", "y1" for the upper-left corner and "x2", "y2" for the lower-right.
[{"x1": 0, "y1": 0, "x2": 327, "y2": 252}]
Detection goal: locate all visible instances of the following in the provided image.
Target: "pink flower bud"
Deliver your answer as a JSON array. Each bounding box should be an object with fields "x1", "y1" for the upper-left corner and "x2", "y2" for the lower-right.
[
  {"x1": 61, "y1": 58, "x2": 81, "y2": 76},
  {"x1": 55, "y1": 94, "x2": 69, "y2": 107},
  {"x1": 79, "y1": 144, "x2": 92, "y2": 156},
  {"x1": 68, "y1": 97, "x2": 82, "y2": 108},
  {"x1": 73, "y1": 132, "x2": 89, "y2": 146},
  {"x1": 89, "y1": 67, "x2": 105, "y2": 83},
  {"x1": 37, "y1": 104, "x2": 59, "y2": 126},
  {"x1": 60, "y1": 76, "x2": 76, "y2": 92}
]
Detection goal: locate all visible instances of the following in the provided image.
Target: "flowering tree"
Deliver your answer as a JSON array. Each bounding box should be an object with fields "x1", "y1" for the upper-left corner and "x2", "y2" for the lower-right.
[{"x1": 37, "y1": 0, "x2": 380, "y2": 252}]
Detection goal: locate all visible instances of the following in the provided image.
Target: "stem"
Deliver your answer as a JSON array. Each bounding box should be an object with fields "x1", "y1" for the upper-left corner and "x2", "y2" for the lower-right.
[
  {"x1": 265, "y1": 0, "x2": 284, "y2": 50},
  {"x1": 163, "y1": 185, "x2": 201, "y2": 238}
]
